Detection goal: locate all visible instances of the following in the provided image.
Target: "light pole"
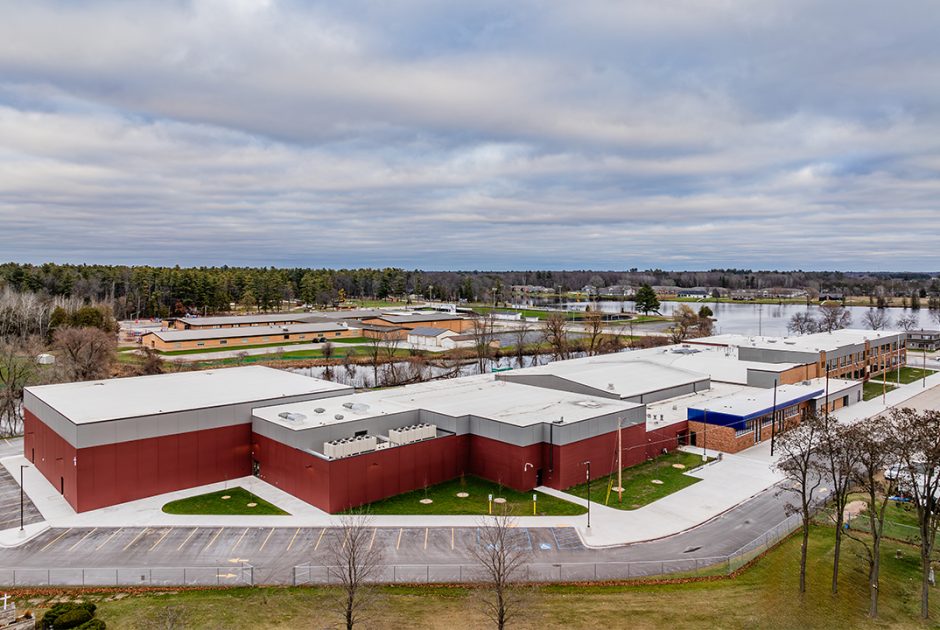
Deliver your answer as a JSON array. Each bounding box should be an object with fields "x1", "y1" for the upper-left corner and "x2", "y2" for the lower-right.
[
  {"x1": 20, "y1": 464, "x2": 28, "y2": 532},
  {"x1": 582, "y1": 461, "x2": 592, "y2": 528}
]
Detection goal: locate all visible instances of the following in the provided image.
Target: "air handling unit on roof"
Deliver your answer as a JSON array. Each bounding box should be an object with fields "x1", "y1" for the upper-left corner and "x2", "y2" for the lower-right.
[
  {"x1": 388, "y1": 423, "x2": 436, "y2": 446},
  {"x1": 324, "y1": 434, "x2": 378, "y2": 459}
]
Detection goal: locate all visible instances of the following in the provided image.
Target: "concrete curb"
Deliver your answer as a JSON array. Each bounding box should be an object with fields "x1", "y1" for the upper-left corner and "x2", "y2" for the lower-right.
[{"x1": 0, "y1": 522, "x2": 50, "y2": 548}]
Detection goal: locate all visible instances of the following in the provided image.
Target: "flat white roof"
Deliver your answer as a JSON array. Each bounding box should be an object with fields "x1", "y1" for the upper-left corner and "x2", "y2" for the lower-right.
[
  {"x1": 686, "y1": 378, "x2": 858, "y2": 419},
  {"x1": 174, "y1": 313, "x2": 314, "y2": 326},
  {"x1": 26, "y1": 366, "x2": 350, "y2": 424},
  {"x1": 692, "y1": 329, "x2": 904, "y2": 354},
  {"x1": 254, "y1": 374, "x2": 640, "y2": 431},
  {"x1": 617, "y1": 345, "x2": 799, "y2": 384},
  {"x1": 502, "y1": 353, "x2": 707, "y2": 399},
  {"x1": 645, "y1": 382, "x2": 750, "y2": 429},
  {"x1": 146, "y1": 322, "x2": 348, "y2": 342}
]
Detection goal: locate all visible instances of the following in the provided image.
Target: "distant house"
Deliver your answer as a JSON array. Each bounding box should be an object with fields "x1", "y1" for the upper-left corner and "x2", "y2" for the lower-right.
[
  {"x1": 599, "y1": 285, "x2": 635, "y2": 297},
  {"x1": 491, "y1": 310, "x2": 523, "y2": 321},
  {"x1": 907, "y1": 330, "x2": 940, "y2": 352},
  {"x1": 677, "y1": 288, "x2": 709, "y2": 298},
  {"x1": 407, "y1": 327, "x2": 479, "y2": 351}
]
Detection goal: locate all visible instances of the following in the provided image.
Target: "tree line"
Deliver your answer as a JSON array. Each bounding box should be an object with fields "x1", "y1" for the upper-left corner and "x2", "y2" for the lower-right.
[{"x1": 2, "y1": 262, "x2": 939, "y2": 320}]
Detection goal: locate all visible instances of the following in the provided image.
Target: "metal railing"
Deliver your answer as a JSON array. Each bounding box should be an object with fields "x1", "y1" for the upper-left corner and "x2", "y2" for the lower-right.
[{"x1": 0, "y1": 564, "x2": 254, "y2": 587}]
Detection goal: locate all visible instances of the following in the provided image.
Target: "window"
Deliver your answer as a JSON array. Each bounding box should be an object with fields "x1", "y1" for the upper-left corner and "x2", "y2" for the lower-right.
[
  {"x1": 283, "y1": 334, "x2": 290, "y2": 340},
  {"x1": 220, "y1": 339, "x2": 227, "y2": 345},
  {"x1": 197, "y1": 342, "x2": 205, "y2": 347},
  {"x1": 299, "y1": 335, "x2": 306, "y2": 339}
]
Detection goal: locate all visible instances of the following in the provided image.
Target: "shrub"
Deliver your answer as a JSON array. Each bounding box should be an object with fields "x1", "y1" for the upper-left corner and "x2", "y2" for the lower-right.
[
  {"x1": 52, "y1": 608, "x2": 92, "y2": 629},
  {"x1": 76, "y1": 619, "x2": 106, "y2": 630}
]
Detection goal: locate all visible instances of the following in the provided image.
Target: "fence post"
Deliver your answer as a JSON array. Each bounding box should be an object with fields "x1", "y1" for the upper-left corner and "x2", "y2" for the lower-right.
[
  {"x1": 426, "y1": 565, "x2": 429, "y2": 583},
  {"x1": 115, "y1": 569, "x2": 118, "y2": 585}
]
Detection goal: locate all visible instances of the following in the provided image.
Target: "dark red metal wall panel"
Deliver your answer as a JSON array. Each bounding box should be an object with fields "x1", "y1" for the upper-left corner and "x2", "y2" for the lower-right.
[
  {"x1": 74, "y1": 423, "x2": 251, "y2": 512},
  {"x1": 23, "y1": 409, "x2": 78, "y2": 510}
]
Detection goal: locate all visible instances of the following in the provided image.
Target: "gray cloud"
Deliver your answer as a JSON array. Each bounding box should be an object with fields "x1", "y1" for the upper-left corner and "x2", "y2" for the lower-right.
[{"x1": 0, "y1": 0, "x2": 938, "y2": 270}]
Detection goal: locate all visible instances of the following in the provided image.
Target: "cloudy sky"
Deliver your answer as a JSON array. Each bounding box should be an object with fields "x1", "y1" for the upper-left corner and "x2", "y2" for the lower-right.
[{"x1": 1, "y1": 0, "x2": 939, "y2": 271}]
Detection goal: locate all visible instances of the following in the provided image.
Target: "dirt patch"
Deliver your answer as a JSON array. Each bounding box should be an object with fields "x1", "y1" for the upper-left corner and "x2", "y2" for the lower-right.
[{"x1": 843, "y1": 500, "x2": 867, "y2": 521}]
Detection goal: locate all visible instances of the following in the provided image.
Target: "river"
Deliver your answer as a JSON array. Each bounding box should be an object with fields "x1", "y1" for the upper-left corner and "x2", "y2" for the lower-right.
[{"x1": 521, "y1": 298, "x2": 938, "y2": 336}]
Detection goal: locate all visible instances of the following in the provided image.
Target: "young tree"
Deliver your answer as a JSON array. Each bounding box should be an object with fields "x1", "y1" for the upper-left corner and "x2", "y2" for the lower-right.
[
  {"x1": 814, "y1": 414, "x2": 860, "y2": 593},
  {"x1": 471, "y1": 512, "x2": 529, "y2": 630},
  {"x1": 53, "y1": 327, "x2": 116, "y2": 382},
  {"x1": 890, "y1": 408, "x2": 940, "y2": 620},
  {"x1": 321, "y1": 341, "x2": 334, "y2": 361},
  {"x1": 845, "y1": 415, "x2": 899, "y2": 618},
  {"x1": 510, "y1": 319, "x2": 531, "y2": 368},
  {"x1": 634, "y1": 284, "x2": 660, "y2": 315},
  {"x1": 329, "y1": 511, "x2": 384, "y2": 630},
  {"x1": 137, "y1": 347, "x2": 165, "y2": 376},
  {"x1": 787, "y1": 311, "x2": 818, "y2": 335},
  {"x1": 862, "y1": 308, "x2": 891, "y2": 331},
  {"x1": 818, "y1": 303, "x2": 852, "y2": 332},
  {"x1": 542, "y1": 312, "x2": 570, "y2": 360},
  {"x1": 470, "y1": 314, "x2": 497, "y2": 374},
  {"x1": 774, "y1": 415, "x2": 823, "y2": 593},
  {"x1": 583, "y1": 310, "x2": 605, "y2": 356}
]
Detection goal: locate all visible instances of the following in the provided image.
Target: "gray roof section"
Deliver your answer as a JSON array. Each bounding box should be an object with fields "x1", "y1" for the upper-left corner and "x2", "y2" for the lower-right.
[
  {"x1": 408, "y1": 327, "x2": 453, "y2": 337},
  {"x1": 370, "y1": 313, "x2": 469, "y2": 324}
]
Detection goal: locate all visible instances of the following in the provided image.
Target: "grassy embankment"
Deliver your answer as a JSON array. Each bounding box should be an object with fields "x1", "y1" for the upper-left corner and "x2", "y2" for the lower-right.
[{"x1": 16, "y1": 525, "x2": 939, "y2": 629}]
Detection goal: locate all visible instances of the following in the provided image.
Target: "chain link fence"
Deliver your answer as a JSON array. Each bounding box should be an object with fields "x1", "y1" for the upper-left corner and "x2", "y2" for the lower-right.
[
  {"x1": 0, "y1": 564, "x2": 254, "y2": 587},
  {"x1": 292, "y1": 512, "x2": 807, "y2": 586}
]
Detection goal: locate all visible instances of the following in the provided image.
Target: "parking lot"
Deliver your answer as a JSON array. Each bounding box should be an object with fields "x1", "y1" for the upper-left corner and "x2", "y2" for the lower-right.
[
  {"x1": 0, "y1": 525, "x2": 589, "y2": 584},
  {"x1": 0, "y1": 466, "x2": 42, "y2": 530}
]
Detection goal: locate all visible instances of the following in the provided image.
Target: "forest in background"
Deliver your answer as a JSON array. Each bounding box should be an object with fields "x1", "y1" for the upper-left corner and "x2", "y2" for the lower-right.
[{"x1": 1, "y1": 262, "x2": 938, "y2": 320}]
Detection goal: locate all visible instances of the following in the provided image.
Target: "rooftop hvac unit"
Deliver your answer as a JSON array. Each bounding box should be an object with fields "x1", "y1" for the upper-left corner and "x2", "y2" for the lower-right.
[{"x1": 343, "y1": 402, "x2": 355, "y2": 409}]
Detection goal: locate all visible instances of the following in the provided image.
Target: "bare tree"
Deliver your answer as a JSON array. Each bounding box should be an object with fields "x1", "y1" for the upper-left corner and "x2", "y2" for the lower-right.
[
  {"x1": 321, "y1": 341, "x2": 334, "y2": 360},
  {"x1": 379, "y1": 334, "x2": 404, "y2": 386},
  {"x1": 818, "y1": 303, "x2": 852, "y2": 333},
  {"x1": 510, "y1": 319, "x2": 531, "y2": 368},
  {"x1": 890, "y1": 408, "x2": 940, "y2": 620},
  {"x1": 862, "y1": 308, "x2": 891, "y2": 331},
  {"x1": 328, "y1": 511, "x2": 384, "y2": 630},
  {"x1": 363, "y1": 333, "x2": 385, "y2": 387},
  {"x1": 814, "y1": 414, "x2": 860, "y2": 593},
  {"x1": 774, "y1": 414, "x2": 823, "y2": 593},
  {"x1": 53, "y1": 327, "x2": 116, "y2": 382},
  {"x1": 583, "y1": 310, "x2": 605, "y2": 356},
  {"x1": 471, "y1": 512, "x2": 529, "y2": 630},
  {"x1": 470, "y1": 315, "x2": 497, "y2": 374},
  {"x1": 542, "y1": 313, "x2": 569, "y2": 361},
  {"x1": 787, "y1": 311, "x2": 818, "y2": 335},
  {"x1": 137, "y1": 347, "x2": 165, "y2": 376},
  {"x1": 896, "y1": 313, "x2": 919, "y2": 331},
  {"x1": 668, "y1": 304, "x2": 711, "y2": 343},
  {"x1": 0, "y1": 340, "x2": 41, "y2": 436},
  {"x1": 845, "y1": 415, "x2": 899, "y2": 618}
]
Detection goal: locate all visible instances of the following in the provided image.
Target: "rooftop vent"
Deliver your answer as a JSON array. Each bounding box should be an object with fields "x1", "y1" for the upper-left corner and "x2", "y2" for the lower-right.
[
  {"x1": 277, "y1": 411, "x2": 307, "y2": 423},
  {"x1": 314, "y1": 408, "x2": 326, "y2": 414},
  {"x1": 577, "y1": 401, "x2": 601, "y2": 409},
  {"x1": 335, "y1": 414, "x2": 344, "y2": 420},
  {"x1": 342, "y1": 402, "x2": 355, "y2": 409}
]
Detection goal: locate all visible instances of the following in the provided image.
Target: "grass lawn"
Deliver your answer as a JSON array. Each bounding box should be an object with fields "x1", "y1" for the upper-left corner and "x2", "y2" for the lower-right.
[
  {"x1": 869, "y1": 366, "x2": 936, "y2": 385},
  {"x1": 20, "y1": 525, "x2": 939, "y2": 629},
  {"x1": 346, "y1": 475, "x2": 586, "y2": 516},
  {"x1": 862, "y1": 380, "x2": 896, "y2": 401},
  {"x1": 162, "y1": 487, "x2": 289, "y2": 516},
  {"x1": 331, "y1": 336, "x2": 373, "y2": 343},
  {"x1": 563, "y1": 451, "x2": 711, "y2": 510}
]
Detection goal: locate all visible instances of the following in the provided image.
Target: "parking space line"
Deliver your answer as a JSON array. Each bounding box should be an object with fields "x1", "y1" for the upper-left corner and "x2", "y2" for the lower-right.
[
  {"x1": 368, "y1": 528, "x2": 376, "y2": 551},
  {"x1": 285, "y1": 528, "x2": 300, "y2": 552},
  {"x1": 314, "y1": 528, "x2": 325, "y2": 551},
  {"x1": 149, "y1": 528, "x2": 172, "y2": 552},
  {"x1": 424, "y1": 527, "x2": 429, "y2": 550},
  {"x1": 95, "y1": 528, "x2": 122, "y2": 551},
  {"x1": 396, "y1": 528, "x2": 403, "y2": 550},
  {"x1": 39, "y1": 529, "x2": 72, "y2": 553},
  {"x1": 203, "y1": 528, "x2": 224, "y2": 553},
  {"x1": 122, "y1": 528, "x2": 149, "y2": 552},
  {"x1": 258, "y1": 528, "x2": 274, "y2": 552},
  {"x1": 231, "y1": 528, "x2": 249, "y2": 552},
  {"x1": 177, "y1": 528, "x2": 198, "y2": 551},
  {"x1": 68, "y1": 528, "x2": 97, "y2": 552}
]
